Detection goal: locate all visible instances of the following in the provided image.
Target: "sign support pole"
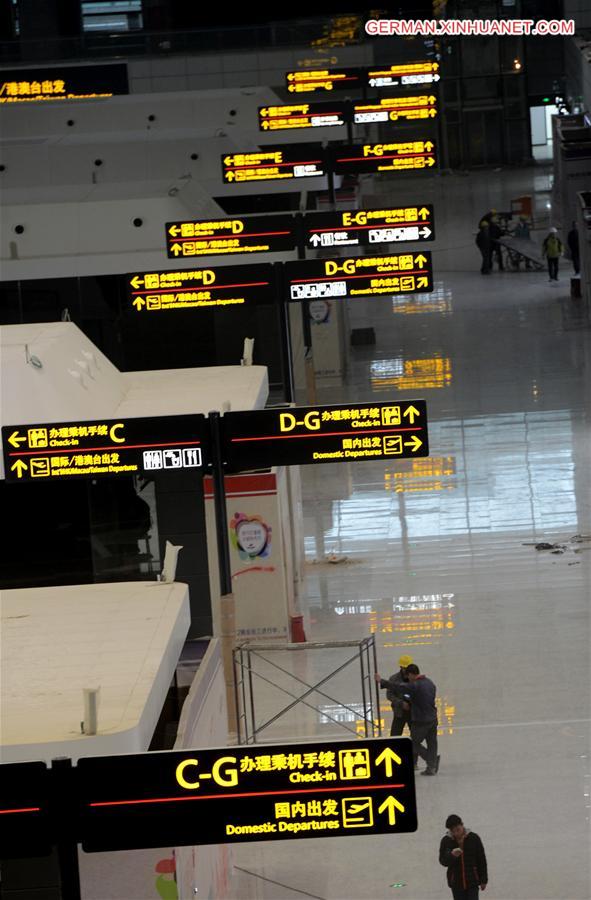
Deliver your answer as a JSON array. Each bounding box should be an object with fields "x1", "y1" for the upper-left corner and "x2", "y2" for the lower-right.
[
  {"x1": 208, "y1": 411, "x2": 238, "y2": 738},
  {"x1": 297, "y1": 242, "x2": 318, "y2": 405},
  {"x1": 52, "y1": 757, "x2": 81, "y2": 900}
]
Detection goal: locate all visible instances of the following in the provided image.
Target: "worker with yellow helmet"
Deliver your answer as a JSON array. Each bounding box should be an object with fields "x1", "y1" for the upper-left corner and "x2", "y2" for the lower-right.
[{"x1": 376, "y1": 654, "x2": 414, "y2": 736}]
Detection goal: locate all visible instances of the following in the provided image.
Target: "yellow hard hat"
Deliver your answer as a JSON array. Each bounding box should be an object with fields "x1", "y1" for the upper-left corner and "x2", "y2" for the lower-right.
[{"x1": 399, "y1": 654, "x2": 413, "y2": 668}]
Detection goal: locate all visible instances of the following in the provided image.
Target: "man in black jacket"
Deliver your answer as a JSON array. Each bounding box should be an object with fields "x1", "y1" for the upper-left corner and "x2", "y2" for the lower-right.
[
  {"x1": 375, "y1": 663, "x2": 439, "y2": 774},
  {"x1": 439, "y1": 814, "x2": 488, "y2": 899}
]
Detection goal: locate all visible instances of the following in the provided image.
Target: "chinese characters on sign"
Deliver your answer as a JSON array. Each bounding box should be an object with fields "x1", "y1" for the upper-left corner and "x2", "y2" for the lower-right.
[
  {"x1": 126, "y1": 265, "x2": 275, "y2": 312},
  {"x1": 353, "y1": 95, "x2": 438, "y2": 124},
  {"x1": 221, "y1": 144, "x2": 327, "y2": 184},
  {"x1": 329, "y1": 141, "x2": 437, "y2": 175},
  {"x1": 0, "y1": 64, "x2": 128, "y2": 103},
  {"x1": 285, "y1": 253, "x2": 434, "y2": 301},
  {"x1": 258, "y1": 103, "x2": 348, "y2": 132},
  {"x1": 164, "y1": 215, "x2": 297, "y2": 259},
  {"x1": 221, "y1": 402, "x2": 429, "y2": 470},
  {"x1": 77, "y1": 738, "x2": 417, "y2": 851},
  {"x1": 304, "y1": 206, "x2": 435, "y2": 251},
  {"x1": 1, "y1": 416, "x2": 206, "y2": 482}
]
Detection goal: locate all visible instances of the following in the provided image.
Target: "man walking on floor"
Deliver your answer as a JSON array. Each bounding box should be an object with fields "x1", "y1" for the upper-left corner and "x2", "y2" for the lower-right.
[
  {"x1": 375, "y1": 663, "x2": 439, "y2": 774},
  {"x1": 439, "y1": 813, "x2": 488, "y2": 899}
]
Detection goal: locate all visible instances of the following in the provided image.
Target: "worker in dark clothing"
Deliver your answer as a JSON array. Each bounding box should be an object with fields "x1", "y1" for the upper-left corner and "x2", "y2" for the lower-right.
[
  {"x1": 567, "y1": 222, "x2": 580, "y2": 274},
  {"x1": 439, "y1": 814, "x2": 488, "y2": 900},
  {"x1": 375, "y1": 663, "x2": 439, "y2": 774},
  {"x1": 488, "y1": 214, "x2": 504, "y2": 270},
  {"x1": 377, "y1": 654, "x2": 413, "y2": 736},
  {"x1": 475, "y1": 221, "x2": 492, "y2": 274}
]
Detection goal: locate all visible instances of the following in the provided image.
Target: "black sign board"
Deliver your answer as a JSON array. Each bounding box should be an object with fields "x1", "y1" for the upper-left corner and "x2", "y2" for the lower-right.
[
  {"x1": 2, "y1": 415, "x2": 207, "y2": 483},
  {"x1": 329, "y1": 140, "x2": 437, "y2": 175},
  {"x1": 221, "y1": 401, "x2": 428, "y2": 470},
  {"x1": 0, "y1": 762, "x2": 52, "y2": 858},
  {"x1": 304, "y1": 206, "x2": 435, "y2": 251},
  {"x1": 164, "y1": 215, "x2": 297, "y2": 259},
  {"x1": 284, "y1": 252, "x2": 433, "y2": 302},
  {"x1": 353, "y1": 95, "x2": 438, "y2": 125},
  {"x1": 0, "y1": 63, "x2": 128, "y2": 104},
  {"x1": 285, "y1": 68, "x2": 363, "y2": 93},
  {"x1": 258, "y1": 102, "x2": 348, "y2": 132},
  {"x1": 366, "y1": 60, "x2": 441, "y2": 89},
  {"x1": 77, "y1": 737, "x2": 416, "y2": 851},
  {"x1": 126, "y1": 263, "x2": 276, "y2": 312},
  {"x1": 221, "y1": 144, "x2": 327, "y2": 184}
]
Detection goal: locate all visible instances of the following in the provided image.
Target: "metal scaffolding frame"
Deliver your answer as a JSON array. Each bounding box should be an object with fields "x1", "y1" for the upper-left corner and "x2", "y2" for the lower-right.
[{"x1": 233, "y1": 636, "x2": 382, "y2": 745}]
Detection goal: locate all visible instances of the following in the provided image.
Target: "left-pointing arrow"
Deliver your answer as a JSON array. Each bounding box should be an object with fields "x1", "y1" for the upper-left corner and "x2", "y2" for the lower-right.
[
  {"x1": 378, "y1": 796, "x2": 405, "y2": 826},
  {"x1": 11, "y1": 459, "x2": 28, "y2": 478},
  {"x1": 8, "y1": 431, "x2": 26, "y2": 448},
  {"x1": 130, "y1": 276, "x2": 144, "y2": 289}
]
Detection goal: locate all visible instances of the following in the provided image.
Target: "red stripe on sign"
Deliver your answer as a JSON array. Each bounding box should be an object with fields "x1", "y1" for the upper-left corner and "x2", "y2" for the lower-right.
[
  {"x1": 309, "y1": 220, "x2": 425, "y2": 233},
  {"x1": 230, "y1": 426, "x2": 421, "y2": 443},
  {"x1": 9, "y1": 440, "x2": 201, "y2": 458},
  {"x1": 173, "y1": 230, "x2": 291, "y2": 242},
  {"x1": 290, "y1": 269, "x2": 427, "y2": 284},
  {"x1": 88, "y1": 782, "x2": 405, "y2": 808},
  {"x1": 336, "y1": 151, "x2": 434, "y2": 163},
  {"x1": 0, "y1": 806, "x2": 41, "y2": 814},
  {"x1": 131, "y1": 281, "x2": 270, "y2": 295},
  {"x1": 227, "y1": 159, "x2": 323, "y2": 170}
]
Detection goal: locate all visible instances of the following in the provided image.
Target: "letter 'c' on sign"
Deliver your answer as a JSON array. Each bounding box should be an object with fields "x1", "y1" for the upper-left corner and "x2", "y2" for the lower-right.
[
  {"x1": 176, "y1": 758, "x2": 200, "y2": 789},
  {"x1": 109, "y1": 423, "x2": 125, "y2": 443}
]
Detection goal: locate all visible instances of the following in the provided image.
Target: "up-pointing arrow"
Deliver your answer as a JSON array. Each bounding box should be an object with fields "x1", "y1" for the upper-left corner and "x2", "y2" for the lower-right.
[
  {"x1": 418, "y1": 207, "x2": 430, "y2": 219},
  {"x1": 11, "y1": 459, "x2": 28, "y2": 479},
  {"x1": 403, "y1": 405, "x2": 420, "y2": 423},
  {"x1": 414, "y1": 254, "x2": 427, "y2": 267},
  {"x1": 226, "y1": 171, "x2": 235, "y2": 181},
  {"x1": 170, "y1": 243, "x2": 182, "y2": 256},
  {"x1": 378, "y1": 796, "x2": 405, "y2": 826},
  {"x1": 375, "y1": 746, "x2": 402, "y2": 776},
  {"x1": 133, "y1": 297, "x2": 146, "y2": 311},
  {"x1": 310, "y1": 234, "x2": 322, "y2": 246}
]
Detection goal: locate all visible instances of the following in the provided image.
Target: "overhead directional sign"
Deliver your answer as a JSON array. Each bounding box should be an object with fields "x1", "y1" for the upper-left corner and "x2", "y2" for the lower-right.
[
  {"x1": 2, "y1": 415, "x2": 207, "y2": 482},
  {"x1": 126, "y1": 264, "x2": 275, "y2": 312},
  {"x1": 165, "y1": 215, "x2": 297, "y2": 259},
  {"x1": 221, "y1": 401, "x2": 428, "y2": 470},
  {"x1": 284, "y1": 252, "x2": 433, "y2": 302},
  {"x1": 366, "y1": 60, "x2": 441, "y2": 88},
  {"x1": 258, "y1": 102, "x2": 348, "y2": 132},
  {"x1": 222, "y1": 144, "x2": 327, "y2": 184},
  {"x1": 304, "y1": 205, "x2": 435, "y2": 251},
  {"x1": 285, "y1": 68, "x2": 363, "y2": 93},
  {"x1": 353, "y1": 95, "x2": 438, "y2": 124},
  {"x1": 0, "y1": 63, "x2": 128, "y2": 104},
  {"x1": 78, "y1": 737, "x2": 416, "y2": 851},
  {"x1": 0, "y1": 762, "x2": 52, "y2": 858},
  {"x1": 329, "y1": 140, "x2": 437, "y2": 175}
]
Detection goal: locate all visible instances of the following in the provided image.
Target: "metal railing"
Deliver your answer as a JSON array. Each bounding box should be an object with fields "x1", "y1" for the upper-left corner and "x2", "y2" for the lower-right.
[{"x1": 233, "y1": 636, "x2": 382, "y2": 745}]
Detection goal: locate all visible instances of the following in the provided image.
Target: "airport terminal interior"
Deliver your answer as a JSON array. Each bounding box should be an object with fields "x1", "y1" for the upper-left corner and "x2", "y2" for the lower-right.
[{"x1": 0, "y1": 2, "x2": 590, "y2": 899}]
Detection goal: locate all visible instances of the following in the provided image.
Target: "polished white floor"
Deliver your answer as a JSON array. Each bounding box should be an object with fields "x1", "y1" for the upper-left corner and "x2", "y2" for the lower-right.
[{"x1": 231, "y1": 163, "x2": 591, "y2": 900}]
